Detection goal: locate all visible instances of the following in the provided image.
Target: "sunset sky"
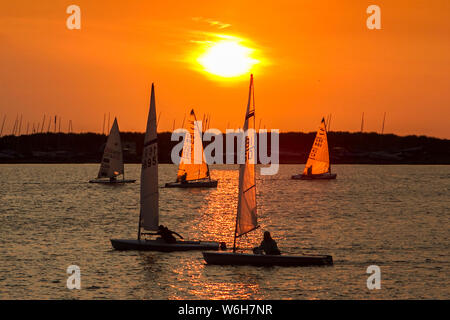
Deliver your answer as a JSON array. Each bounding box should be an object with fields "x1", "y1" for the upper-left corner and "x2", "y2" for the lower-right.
[{"x1": 0, "y1": 1, "x2": 449, "y2": 138}]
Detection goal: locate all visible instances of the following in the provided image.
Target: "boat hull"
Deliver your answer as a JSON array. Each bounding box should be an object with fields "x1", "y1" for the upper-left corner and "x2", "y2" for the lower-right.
[
  {"x1": 291, "y1": 173, "x2": 337, "y2": 180},
  {"x1": 203, "y1": 251, "x2": 333, "y2": 267},
  {"x1": 89, "y1": 179, "x2": 136, "y2": 184},
  {"x1": 111, "y1": 239, "x2": 220, "y2": 252},
  {"x1": 165, "y1": 180, "x2": 218, "y2": 188}
]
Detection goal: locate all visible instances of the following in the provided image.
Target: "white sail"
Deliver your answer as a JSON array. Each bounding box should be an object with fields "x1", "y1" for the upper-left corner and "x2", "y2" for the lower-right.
[
  {"x1": 303, "y1": 118, "x2": 330, "y2": 175},
  {"x1": 236, "y1": 75, "x2": 258, "y2": 237},
  {"x1": 177, "y1": 109, "x2": 210, "y2": 182},
  {"x1": 140, "y1": 83, "x2": 159, "y2": 231},
  {"x1": 97, "y1": 118, "x2": 124, "y2": 179}
]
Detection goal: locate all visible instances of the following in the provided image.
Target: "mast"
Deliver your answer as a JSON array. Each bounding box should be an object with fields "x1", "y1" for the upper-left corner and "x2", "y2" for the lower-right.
[
  {"x1": 41, "y1": 114, "x2": 45, "y2": 133},
  {"x1": 360, "y1": 112, "x2": 365, "y2": 133},
  {"x1": 47, "y1": 116, "x2": 52, "y2": 133},
  {"x1": 18, "y1": 115, "x2": 23, "y2": 136},
  {"x1": 138, "y1": 83, "x2": 159, "y2": 239},
  {"x1": 181, "y1": 113, "x2": 186, "y2": 128},
  {"x1": 233, "y1": 74, "x2": 257, "y2": 252},
  {"x1": 157, "y1": 112, "x2": 161, "y2": 129},
  {"x1": 12, "y1": 115, "x2": 18, "y2": 135},
  {"x1": 0, "y1": 115, "x2": 6, "y2": 137},
  {"x1": 325, "y1": 116, "x2": 332, "y2": 172},
  {"x1": 103, "y1": 113, "x2": 106, "y2": 135}
]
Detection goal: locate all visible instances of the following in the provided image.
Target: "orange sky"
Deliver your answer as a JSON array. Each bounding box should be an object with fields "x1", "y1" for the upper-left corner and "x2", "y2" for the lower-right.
[{"x1": 0, "y1": 0, "x2": 449, "y2": 138}]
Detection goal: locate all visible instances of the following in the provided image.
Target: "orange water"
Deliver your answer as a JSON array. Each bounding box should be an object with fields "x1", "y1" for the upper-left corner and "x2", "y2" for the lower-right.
[{"x1": 0, "y1": 164, "x2": 448, "y2": 299}]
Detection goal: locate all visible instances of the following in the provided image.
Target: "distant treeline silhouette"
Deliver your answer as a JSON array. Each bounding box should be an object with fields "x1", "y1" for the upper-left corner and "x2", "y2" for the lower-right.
[{"x1": 0, "y1": 131, "x2": 449, "y2": 164}]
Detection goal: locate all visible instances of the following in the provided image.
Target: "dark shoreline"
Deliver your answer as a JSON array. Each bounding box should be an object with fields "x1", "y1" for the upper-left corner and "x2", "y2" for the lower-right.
[{"x1": 1, "y1": 131, "x2": 449, "y2": 165}]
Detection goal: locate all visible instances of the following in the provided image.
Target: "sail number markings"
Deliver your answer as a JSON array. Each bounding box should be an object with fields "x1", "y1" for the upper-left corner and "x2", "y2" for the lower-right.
[
  {"x1": 142, "y1": 139, "x2": 157, "y2": 169},
  {"x1": 309, "y1": 132, "x2": 325, "y2": 160}
]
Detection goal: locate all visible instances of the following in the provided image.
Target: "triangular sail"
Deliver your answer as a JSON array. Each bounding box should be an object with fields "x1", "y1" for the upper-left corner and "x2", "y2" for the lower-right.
[
  {"x1": 97, "y1": 118, "x2": 124, "y2": 178},
  {"x1": 176, "y1": 109, "x2": 210, "y2": 182},
  {"x1": 303, "y1": 118, "x2": 330, "y2": 175},
  {"x1": 139, "y1": 84, "x2": 159, "y2": 232},
  {"x1": 236, "y1": 75, "x2": 258, "y2": 237}
]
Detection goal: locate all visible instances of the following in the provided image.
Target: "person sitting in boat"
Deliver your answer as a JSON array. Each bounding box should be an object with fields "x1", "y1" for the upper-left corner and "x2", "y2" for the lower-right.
[
  {"x1": 180, "y1": 172, "x2": 187, "y2": 184},
  {"x1": 253, "y1": 231, "x2": 281, "y2": 255},
  {"x1": 307, "y1": 166, "x2": 313, "y2": 176},
  {"x1": 149, "y1": 225, "x2": 184, "y2": 244}
]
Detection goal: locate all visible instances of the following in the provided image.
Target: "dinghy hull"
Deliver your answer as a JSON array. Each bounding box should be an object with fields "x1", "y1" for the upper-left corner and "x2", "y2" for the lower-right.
[
  {"x1": 89, "y1": 179, "x2": 136, "y2": 184},
  {"x1": 203, "y1": 251, "x2": 333, "y2": 267},
  {"x1": 111, "y1": 239, "x2": 220, "y2": 252},
  {"x1": 165, "y1": 180, "x2": 218, "y2": 188},
  {"x1": 291, "y1": 173, "x2": 337, "y2": 180}
]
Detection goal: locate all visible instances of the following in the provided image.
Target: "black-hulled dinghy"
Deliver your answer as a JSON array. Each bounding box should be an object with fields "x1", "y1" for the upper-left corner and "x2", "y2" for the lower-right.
[
  {"x1": 110, "y1": 84, "x2": 220, "y2": 252},
  {"x1": 203, "y1": 75, "x2": 333, "y2": 266}
]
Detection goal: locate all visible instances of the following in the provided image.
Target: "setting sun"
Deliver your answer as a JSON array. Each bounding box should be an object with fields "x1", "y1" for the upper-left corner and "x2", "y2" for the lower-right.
[{"x1": 196, "y1": 36, "x2": 259, "y2": 78}]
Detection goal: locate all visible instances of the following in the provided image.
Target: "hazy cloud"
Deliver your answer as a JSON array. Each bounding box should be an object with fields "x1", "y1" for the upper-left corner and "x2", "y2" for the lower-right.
[{"x1": 192, "y1": 17, "x2": 231, "y2": 29}]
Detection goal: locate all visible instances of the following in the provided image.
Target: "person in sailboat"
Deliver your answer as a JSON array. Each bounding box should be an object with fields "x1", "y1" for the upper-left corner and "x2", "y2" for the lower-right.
[
  {"x1": 306, "y1": 165, "x2": 313, "y2": 176},
  {"x1": 180, "y1": 172, "x2": 188, "y2": 184},
  {"x1": 148, "y1": 225, "x2": 184, "y2": 244},
  {"x1": 253, "y1": 231, "x2": 281, "y2": 255}
]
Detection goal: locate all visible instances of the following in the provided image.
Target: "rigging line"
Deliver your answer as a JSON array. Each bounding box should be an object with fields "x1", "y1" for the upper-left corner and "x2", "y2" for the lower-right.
[
  {"x1": 243, "y1": 184, "x2": 256, "y2": 194},
  {"x1": 236, "y1": 225, "x2": 260, "y2": 238}
]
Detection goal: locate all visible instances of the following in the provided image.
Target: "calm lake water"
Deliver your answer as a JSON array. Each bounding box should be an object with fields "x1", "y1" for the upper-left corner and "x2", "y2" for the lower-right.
[{"x1": 0, "y1": 164, "x2": 449, "y2": 299}]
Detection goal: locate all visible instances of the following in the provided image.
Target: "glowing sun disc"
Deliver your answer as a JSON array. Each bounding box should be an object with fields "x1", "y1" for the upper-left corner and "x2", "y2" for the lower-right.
[{"x1": 197, "y1": 39, "x2": 259, "y2": 78}]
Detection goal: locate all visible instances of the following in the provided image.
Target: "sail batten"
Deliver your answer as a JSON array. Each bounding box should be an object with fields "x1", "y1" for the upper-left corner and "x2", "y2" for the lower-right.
[
  {"x1": 140, "y1": 84, "x2": 159, "y2": 232},
  {"x1": 303, "y1": 118, "x2": 330, "y2": 175},
  {"x1": 97, "y1": 118, "x2": 123, "y2": 179},
  {"x1": 235, "y1": 75, "x2": 258, "y2": 238},
  {"x1": 177, "y1": 109, "x2": 210, "y2": 182}
]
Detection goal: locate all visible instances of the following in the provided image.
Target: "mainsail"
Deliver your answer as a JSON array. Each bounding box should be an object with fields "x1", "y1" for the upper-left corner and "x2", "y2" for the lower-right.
[
  {"x1": 177, "y1": 109, "x2": 210, "y2": 182},
  {"x1": 97, "y1": 118, "x2": 124, "y2": 178},
  {"x1": 139, "y1": 84, "x2": 159, "y2": 233},
  {"x1": 303, "y1": 118, "x2": 330, "y2": 175},
  {"x1": 235, "y1": 74, "x2": 258, "y2": 237}
]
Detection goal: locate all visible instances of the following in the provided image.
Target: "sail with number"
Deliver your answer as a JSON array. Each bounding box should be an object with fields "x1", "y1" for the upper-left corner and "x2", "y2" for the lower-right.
[
  {"x1": 177, "y1": 109, "x2": 210, "y2": 182},
  {"x1": 97, "y1": 118, "x2": 124, "y2": 179},
  {"x1": 303, "y1": 118, "x2": 330, "y2": 175},
  {"x1": 139, "y1": 84, "x2": 159, "y2": 232},
  {"x1": 236, "y1": 74, "x2": 258, "y2": 237}
]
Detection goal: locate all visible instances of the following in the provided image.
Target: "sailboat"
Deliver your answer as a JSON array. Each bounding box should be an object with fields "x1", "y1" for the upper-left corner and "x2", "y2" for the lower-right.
[
  {"x1": 291, "y1": 118, "x2": 337, "y2": 180},
  {"x1": 165, "y1": 109, "x2": 218, "y2": 188},
  {"x1": 89, "y1": 118, "x2": 136, "y2": 184},
  {"x1": 203, "y1": 75, "x2": 333, "y2": 266},
  {"x1": 111, "y1": 84, "x2": 220, "y2": 251}
]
